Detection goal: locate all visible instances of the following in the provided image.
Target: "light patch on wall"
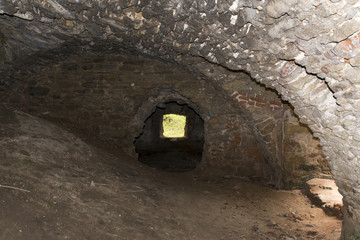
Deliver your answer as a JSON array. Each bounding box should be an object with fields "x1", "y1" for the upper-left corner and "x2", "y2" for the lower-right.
[
  {"x1": 230, "y1": 15, "x2": 238, "y2": 25},
  {"x1": 162, "y1": 114, "x2": 186, "y2": 138}
]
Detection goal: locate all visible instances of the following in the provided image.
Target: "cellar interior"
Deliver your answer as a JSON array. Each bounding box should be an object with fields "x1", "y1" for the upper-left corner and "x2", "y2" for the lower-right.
[{"x1": 1, "y1": 1, "x2": 360, "y2": 239}]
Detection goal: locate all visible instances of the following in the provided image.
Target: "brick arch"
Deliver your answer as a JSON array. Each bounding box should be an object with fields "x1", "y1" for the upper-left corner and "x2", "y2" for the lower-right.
[{"x1": 131, "y1": 90, "x2": 208, "y2": 140}]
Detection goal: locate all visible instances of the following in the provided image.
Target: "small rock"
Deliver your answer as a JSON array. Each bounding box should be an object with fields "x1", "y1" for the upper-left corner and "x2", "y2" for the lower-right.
[
  {"x1": 291, "y1": 211, "x2": 303, "y2": 221},
  {"x1": 223, "y1": 174, "x2": 233, "y2": 179},
  {"x1": 307, "y1": 231, "x2": 318, "y2": 236},
  {"x1": 267, "y1": 221, "x2": 277, "y2": 227},
  {"x1": 90, "y1": 180, "x2": 96, "y2": 188}
]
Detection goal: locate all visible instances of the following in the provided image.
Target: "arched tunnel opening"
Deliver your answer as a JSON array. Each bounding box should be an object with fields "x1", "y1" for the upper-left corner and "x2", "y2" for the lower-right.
[{"x1": 134, "y1": 101, "x2": 204, "y2": 172}]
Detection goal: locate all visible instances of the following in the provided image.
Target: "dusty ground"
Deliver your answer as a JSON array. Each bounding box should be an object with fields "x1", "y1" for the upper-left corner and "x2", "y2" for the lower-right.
[{"x1": 0, "y1": 106, "x2": 342, "y2": 240}]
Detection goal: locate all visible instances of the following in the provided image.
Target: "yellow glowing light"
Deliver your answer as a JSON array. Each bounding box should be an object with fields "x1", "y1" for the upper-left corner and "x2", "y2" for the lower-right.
[{"x1": 162, "y1": 114, "x2": 186, "y2": 138}]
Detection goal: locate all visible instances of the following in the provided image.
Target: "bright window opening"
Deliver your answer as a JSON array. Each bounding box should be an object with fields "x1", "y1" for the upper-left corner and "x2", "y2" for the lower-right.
[{"x1": 162, "y1": 114, "x2": 186, "y2": 138}]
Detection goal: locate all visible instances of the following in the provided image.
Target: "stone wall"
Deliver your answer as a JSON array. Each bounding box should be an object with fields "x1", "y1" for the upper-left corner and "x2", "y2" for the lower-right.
[
  {"x1": 187, "y1": 62, "x2": 331, "y2": 188},
  {"x1": 2, "y1": 53, "x2": 279, "y2": 183},
  {"x1": 1, "y1": 52, "x2": 329, "y2": 189},
  {"x1": 0, "y1": 32, "x2": 6, "y2": 65},
  {"x1": 282, "y1": 106, "x2": 332, "y2": 189}
]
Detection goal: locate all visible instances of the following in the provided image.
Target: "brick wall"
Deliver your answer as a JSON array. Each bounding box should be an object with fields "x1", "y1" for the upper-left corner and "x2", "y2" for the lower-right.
[
  {"x1": 2, "y1": 52, "x2": 331, "y2": 187},
  {"x1": 3, "y1": 53, "x2": 275, "y2": 182}
]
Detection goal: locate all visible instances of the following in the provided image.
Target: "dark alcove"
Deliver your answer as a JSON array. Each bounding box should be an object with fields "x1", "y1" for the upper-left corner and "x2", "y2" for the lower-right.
[{"x1": 134, "y1": 102, "x2": 204, "y2": 172}]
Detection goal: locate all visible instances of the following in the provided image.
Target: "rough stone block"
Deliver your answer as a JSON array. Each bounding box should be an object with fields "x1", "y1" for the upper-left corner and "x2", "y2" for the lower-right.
[
  {"x1": 306, "y1": 178, "x2": 343, "y2": 217},
  {"x1": 265, "y1": 0, "x2": 296, "y2": 18}
]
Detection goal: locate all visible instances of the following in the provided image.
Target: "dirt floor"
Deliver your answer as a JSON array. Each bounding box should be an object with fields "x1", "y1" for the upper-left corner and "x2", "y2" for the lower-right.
[{"x1": 0, "y1": 106, "x2": 342, "y2": 240}]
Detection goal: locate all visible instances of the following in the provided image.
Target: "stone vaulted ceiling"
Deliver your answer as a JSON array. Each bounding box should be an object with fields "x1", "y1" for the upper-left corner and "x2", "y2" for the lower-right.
[{"x1": 1, "y1": 0, "x2": 360, "y2": 238}]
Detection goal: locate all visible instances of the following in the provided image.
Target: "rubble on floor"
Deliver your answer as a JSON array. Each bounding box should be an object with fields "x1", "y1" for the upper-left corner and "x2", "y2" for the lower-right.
[{"x1": 306, "y1": 178, "x2": 343, "y2": 218}]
